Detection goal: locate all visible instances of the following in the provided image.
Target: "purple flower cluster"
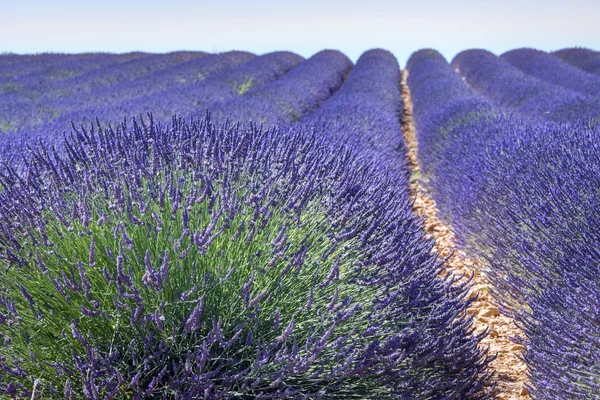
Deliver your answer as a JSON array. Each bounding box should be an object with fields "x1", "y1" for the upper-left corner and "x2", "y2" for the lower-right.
[
  {"x1": 552, "y1": 47, "x2": 600, "y2": 76},
  {"x1": 451, "y1": 49, "x2": 600, "y2": 122},
  {"x1": 408, "y1": 48, "x2": 600, "y2": 398},
  {"x1": 501, "y1": 47, "x2": 600, "y2": 98},
  {"x1": 209, "y1": 50, "x2": 353, "y2": 126}
]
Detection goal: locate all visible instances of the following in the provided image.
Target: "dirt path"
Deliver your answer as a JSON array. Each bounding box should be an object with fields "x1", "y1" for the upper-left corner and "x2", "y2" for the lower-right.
[{"x1": 400, "y1": 70, "x2": 530, "y2": 399}]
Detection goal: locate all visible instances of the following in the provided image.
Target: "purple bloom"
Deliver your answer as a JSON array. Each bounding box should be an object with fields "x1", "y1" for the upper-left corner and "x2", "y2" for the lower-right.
[
  {"x1": 277, "y1": 318, "x2": 294, "y2": 343},
  {"x1": 183, "y1": 295, "x2": 205, "y2": 334},
  {"x1": 78, "y1": 260, "x2": 92, "y2": 300},
  {"x1": 249, "y1": 288, "x2": 269, "y2": 308}
]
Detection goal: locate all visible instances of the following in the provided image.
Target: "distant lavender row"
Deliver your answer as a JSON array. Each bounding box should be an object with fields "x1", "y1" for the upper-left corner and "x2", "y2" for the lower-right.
[
  {"x1": 0, "y1": 52, "x2": 244, "y2": 136},
  {"x1": 45, "y1": 51, "x2": 253, "y2": 117},
  {"x1": 501, "y1": 48, "x2": 600, "y2": 98},
  {"x1": 407, "y1": 48, "x2": 600, "y2": 398},
  {"x1": 13, "y1": 50, "x2": 290, "y2": 134},
  {"x1": 301, "y1": 49, "x2": 409, "y2": 183},
  {"x1": 45, "y1": 51, "x2": 301, "y2": 131},
  {"x1": 111, "y1": 51, "x2": 304, "y2": 122},
  {"x1": 0, "y1": 52, "x2": 207, "y2": 105},
  {"x1": 452, "y1": 49, "x2": 600, "y2": 122},
  {"x1": 552, "y1": 47, "x2": 600, "y2": 76},
  {"x1": 0, "y1": 52, "x2": 149, "y2": 88},
  {"x1": 209, "y1": 50, "x2": 352, "y2": 126},
  {"x1": 0, "y1": 52, "x2": 255, "y2": 165}
]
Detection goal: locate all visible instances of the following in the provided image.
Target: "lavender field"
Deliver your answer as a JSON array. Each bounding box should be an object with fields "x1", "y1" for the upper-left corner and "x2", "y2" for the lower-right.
[{"x1": 0, "y1": 47, "x2": 599, "y2": 399}]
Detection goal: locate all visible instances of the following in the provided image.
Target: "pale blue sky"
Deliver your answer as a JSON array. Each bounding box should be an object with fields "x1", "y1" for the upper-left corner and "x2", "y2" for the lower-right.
[{"x1": 1, "y1": 0, "x2": 598, "y2": 66}]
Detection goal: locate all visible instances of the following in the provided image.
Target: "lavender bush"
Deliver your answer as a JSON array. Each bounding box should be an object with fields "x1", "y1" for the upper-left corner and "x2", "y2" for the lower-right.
[
  {"x1": 407, "y1": 48, "x2": 600, "y2": 398},
  {"x1": 0, "y1": 112, "x2": 490, "y2": 398}
]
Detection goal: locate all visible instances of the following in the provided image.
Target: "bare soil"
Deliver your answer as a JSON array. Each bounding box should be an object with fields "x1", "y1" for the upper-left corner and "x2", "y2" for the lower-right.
[{"x1": 400, "y1": 70, "x2": 530, "y2": 399}]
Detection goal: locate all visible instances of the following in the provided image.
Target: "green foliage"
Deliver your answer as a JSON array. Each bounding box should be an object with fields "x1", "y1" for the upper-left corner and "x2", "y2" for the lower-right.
[{"x1": 235, "y1": 77, "x2": 254, "y2": 94}]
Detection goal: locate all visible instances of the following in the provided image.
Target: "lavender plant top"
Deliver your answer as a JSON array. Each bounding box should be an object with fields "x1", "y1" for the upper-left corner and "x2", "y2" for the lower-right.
[
  {"x1": 451, "y1": 49, "x2": 600, "y2": 122},
  {"x1": 0, "y1": 111, "x2": 490, "y2": 398},
  {"x1": 552, "y1": 47, "x2": 600, "y2": 76},
  {"x1": 408, "y1": 48, "x2": 600, "y2": 399},
  {"x1": 209, "y1": 50, "x2": 353, "y2": 126},
  {"x1": 501, "y1": 47, "x2": 600, "y2": 98}
]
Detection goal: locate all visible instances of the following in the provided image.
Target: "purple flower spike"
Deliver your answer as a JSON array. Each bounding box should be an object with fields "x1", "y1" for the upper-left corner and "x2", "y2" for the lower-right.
[
  {"x1": 142, "y1": 249, "x2": 155, "y2": 288},
  {"x1": 183, "y1": 295, "x2": 205, "y2": 334},
  {"x1": 249, "y1": 288, "x2": 269, "y2": 308},
  {"x1": 19, "y1": 285, "x2": 35, "y2": 308},
  {"x1": 277, "y1": 318, "x2": 294, "y2": 343},
  {"x1": 273, "y1": 308, "x2": 281, "y2": 331},
  {"x1": 240, "y1": 272, "x2": 255, "y2": 301},
  {"x1": 320, "y1": 256, "x2": 340, "y2": 288},
  {"x1": 78, "y1": 261, "x2": 92, "y2": 300}
]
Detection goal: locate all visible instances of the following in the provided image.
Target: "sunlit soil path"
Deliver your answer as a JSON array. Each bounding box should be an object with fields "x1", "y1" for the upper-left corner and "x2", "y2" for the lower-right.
[{"x1": 400, "y1": 70, "x2": 530, "y2": 400}]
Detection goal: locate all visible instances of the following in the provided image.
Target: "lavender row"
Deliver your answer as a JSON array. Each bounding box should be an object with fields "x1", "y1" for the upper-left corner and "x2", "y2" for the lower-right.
[
  {"x1": 0, "y1": 52, "x2": 205, "y2": 131},
  {"x1": 451, "y1": 49, "x2": 600, "y2": 122},
  {"x1": 47, "y1": 51, "x2": 254, "y2": 117},
  {"x1": 301, "y1": 49, "x2": 409, "y2": 183},
  {"x1": 9, "y1": 51, "x2": 258, "y2": 133},
  {"x1": 0, "y1": 52, "x2": 149, "y2": 88},
  {"x1": 501, "y1": 48, "x2": 600, "y2": 98},
  {"x1": 209, "y1": 50, "x2": 352, "y2": 126},
  {"x1": 552, "y1": 47, "x2": 600, "y2": 76},
  {"x1": 407, "y1": 48, "x2": 600, "y2": 398},
  {"x1": 36, "y1": 51, "x2": 301, "y2": 140}
]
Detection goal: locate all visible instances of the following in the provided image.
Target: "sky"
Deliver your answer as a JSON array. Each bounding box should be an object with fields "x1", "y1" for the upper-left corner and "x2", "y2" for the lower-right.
[{"x1": 1, "y1": 0, "x2": 599, "y2": 66}]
